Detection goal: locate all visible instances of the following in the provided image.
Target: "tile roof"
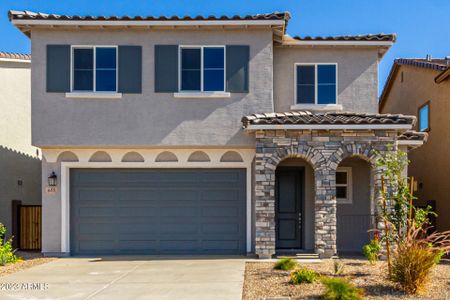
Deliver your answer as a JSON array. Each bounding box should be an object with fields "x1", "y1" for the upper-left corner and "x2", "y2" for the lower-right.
[
  {"x1": 8, "y1": 10, "x2": 290, "y2": 23},
  {"x1": 0, "y1": 51, "x2": 31, "y2": 61},
  {"x1": 292, "y1": 34, "x2": 396, "y2": 42},
  {"x1": 242, "y1": 111, "x2": 415, "y2": 128},
  {"x1": 398, "y1": 130, "x2": 428, "y2": 142}
]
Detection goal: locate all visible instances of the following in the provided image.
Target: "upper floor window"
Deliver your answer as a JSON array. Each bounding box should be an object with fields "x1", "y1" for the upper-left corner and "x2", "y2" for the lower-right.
[
  {"x1": 180, "y1": 46, "x2": 225, "y2": 92},
  {"x1": 72, "y1": 46, "x2": 117, "y2": 92},
  {"x1": 296, "y1": 63, "x2": 337, "y2": 105},
  {"x1": 418, "y1": 102, "x2": 430, "y2": 132}
]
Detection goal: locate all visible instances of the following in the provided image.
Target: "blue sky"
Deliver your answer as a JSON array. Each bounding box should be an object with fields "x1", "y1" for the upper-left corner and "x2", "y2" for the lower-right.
[{"x1": 1, "y1": 0, "x2": 449, "y2": 95}]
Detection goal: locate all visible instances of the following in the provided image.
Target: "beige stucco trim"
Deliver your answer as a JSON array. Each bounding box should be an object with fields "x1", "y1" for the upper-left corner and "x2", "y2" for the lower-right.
[{"x1": 47, "y1": 148, "x2": 255, "y2": 254}]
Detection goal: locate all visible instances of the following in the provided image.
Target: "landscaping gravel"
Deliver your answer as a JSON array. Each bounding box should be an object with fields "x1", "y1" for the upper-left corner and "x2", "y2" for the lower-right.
[
  {"x1": 0, "y1": 251, "x2": 57, "y2": 277},
  {"x1": 242, "y1": 258, "x2": 450, "y2": 300}
]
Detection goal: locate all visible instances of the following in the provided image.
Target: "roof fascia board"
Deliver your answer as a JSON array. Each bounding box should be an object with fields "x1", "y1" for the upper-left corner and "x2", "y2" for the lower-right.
[
  {"x1": 12, "y1": 19, "x2": 286, "y2": 27},
  {"x1": 244, "y1": 124, "x2": 412, "y2": 130},
  {"x1": 282, "y1": 40, "x2": 394, "y2": 47},
  {"x1": 0, "y1": 58, "x2": 31, "y2": 63}
]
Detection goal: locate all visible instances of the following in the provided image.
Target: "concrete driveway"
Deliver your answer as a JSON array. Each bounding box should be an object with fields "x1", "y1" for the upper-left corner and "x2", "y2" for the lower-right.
[{"x1": 0, "y1": 257, "x2": 246, "y2": 300}]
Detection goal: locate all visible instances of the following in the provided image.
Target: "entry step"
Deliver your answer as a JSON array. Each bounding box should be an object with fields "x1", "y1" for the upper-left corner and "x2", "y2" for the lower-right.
[{"x1": 276, "y1": 251, "x2": 319, "y2": 260}]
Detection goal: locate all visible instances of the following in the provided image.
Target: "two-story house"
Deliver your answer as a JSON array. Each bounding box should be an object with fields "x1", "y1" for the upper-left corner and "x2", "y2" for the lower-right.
[
  {"x1": 10, "y1": 10, "x2": 425, "y2": 258},
  {"x1": 380, "y1": 57, "x2": 450, "y2": 232},
  {"x1": 0, "y1": 51, "x2": 41, "y2": 245}
]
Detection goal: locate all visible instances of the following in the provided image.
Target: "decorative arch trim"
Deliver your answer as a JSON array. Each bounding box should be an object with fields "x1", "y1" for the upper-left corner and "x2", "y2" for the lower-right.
[
  {"x1": 56, "y1": 151, "x2": 79, "y2": 162},
  {"x1": 220, "y1": 151, "x2": 244, "y2": 162},
  {"x1": 265, "y1": 145, "x2": 325, "y2": 170},
  {"x1": 155, "y1": 151, "x2": 178, "y2": 162},
  {"x1": 88, "y1": 151, "x2": 112, "y2": 162},
  {"x1": 187, "y1": 151, "x2": 211, "y2": 162},
  {"x1": 331, "y1": 143, "x2": 379, "y2": 168},
  {"x1": 121, "y1": 151, "x2": 145, "y2": 162}
]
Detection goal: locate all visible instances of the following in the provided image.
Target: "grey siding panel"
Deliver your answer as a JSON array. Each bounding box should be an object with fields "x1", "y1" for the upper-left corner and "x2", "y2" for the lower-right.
[
  {"x1": 154, "y1": 45, "x2": 179, "y2": 92},
  {"x1": 226, "y1": 45, "x2": 249, "y2": 93},
  {"x1": 46, "y1": 45, "x2": 70, "y2": 92},
  {"x1": 70, "y1": 169, "x2": 246, "y2": 255},
  {"x1": 118, "y1": 46, "x2": 142, "y2": 93}
]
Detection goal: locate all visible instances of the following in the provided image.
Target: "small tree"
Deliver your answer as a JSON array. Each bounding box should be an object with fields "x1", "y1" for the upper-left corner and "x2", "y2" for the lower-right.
[{"x1": 374, "y1": 147, "x2": 450, "y2": 294}]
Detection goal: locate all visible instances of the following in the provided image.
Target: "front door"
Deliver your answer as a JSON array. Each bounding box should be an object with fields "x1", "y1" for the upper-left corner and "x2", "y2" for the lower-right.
[{"x1": 275, "y1": 168, "x2": 303, "y2": 249}]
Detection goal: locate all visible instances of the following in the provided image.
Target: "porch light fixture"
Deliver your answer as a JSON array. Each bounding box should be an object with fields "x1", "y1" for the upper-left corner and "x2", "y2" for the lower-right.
[{"x1": 48, "y1": 172, "x2": 58, "y2": 186}]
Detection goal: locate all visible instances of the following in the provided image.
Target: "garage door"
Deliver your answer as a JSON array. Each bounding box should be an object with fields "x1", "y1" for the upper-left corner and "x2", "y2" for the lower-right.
[{"x1": 70, "y1": 169, "x2": 246, "y2": 255}]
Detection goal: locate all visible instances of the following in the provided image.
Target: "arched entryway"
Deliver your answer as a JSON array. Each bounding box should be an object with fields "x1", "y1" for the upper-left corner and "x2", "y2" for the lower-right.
[
  {"x1": 275, "y1": 158, "x2": 315, "y2": 254},
  {"x1": 336, "y1": 156, "x2": 375, "y2": 254}
]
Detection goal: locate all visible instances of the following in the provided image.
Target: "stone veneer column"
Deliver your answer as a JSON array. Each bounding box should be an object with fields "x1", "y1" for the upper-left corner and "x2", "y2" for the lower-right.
[
  {"x1": 314, "y1": 167, "x2": 337, "y2": 258},
  {"x1": 254, "y1": 133, "x2": 276, "y2": 258}
]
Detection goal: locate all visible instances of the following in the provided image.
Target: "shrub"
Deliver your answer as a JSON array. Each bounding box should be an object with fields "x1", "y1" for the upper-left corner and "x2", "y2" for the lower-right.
[
  {"x1": 362, "y1": 237, "x2": 381, "y2": 264},
  {"x1": 290, "y1": 267, "x2": 318, "y2": 284},
  {"x1": 0, "y1": 223, "x2": 17, "y2": 266},
  {"x1": 332, "y1": 258, "x2": 345, "y2": 275},
  {"x1": 273, "y1": 258, "x2": 297, "y2": 271},
  {"x1": 390, "y1": 225, "x2": 450, "y2": 294},
  {"x1": 321, "y1": 277, "x2": 364, "y2": 300}
]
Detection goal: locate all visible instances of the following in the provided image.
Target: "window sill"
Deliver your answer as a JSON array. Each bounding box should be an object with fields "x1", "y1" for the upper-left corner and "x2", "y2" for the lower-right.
[
  {"x1": 290, "y1": 104, "x2": 343, "y2": 112},
  {"x1": 65, "y1": 92, "x2": 123, "y2": 99},
  {"x1": 174, "y1": 92, "x2": 231, "y2": 99}
]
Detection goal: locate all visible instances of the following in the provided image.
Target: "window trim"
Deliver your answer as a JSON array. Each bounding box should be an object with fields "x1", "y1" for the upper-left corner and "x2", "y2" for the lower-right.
[
  {"x1": 178, "y1": 45, "x2": 226, "y2": 93},
  {"x1": 70, "y1": 45, "x2": 119, "y2": 93},
  {"x1": 418, "y1": 101, "x2": 431, "y2": 132},
  {"x1": 294, "y1": 63, "x2": 338, "y2": 105},
  {"x1": 336, "y1": 167, "x2": 352, "y2": 204}
]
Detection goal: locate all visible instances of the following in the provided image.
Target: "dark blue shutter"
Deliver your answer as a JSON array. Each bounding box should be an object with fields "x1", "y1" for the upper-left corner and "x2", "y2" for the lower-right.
[
  {"x1": 118, "y1": 46, "x2": 142, "y2": 93},
  {"x1": 226, "y1": 45, "x2": 249, "y2": 93},
  {"x1": 46, "y1": 45, "x2": 70, "y2": 92},
  {"x1": 154, "y1": 45, "x2": 179, "y2": 92}
]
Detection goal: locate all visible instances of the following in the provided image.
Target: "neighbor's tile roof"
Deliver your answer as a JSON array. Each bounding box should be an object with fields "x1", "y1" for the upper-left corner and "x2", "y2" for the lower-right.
[
  {"x1": 395, "y1": 58, "x2": 450, "y2": 72},
  {"x1": 398, "y1": 130, "x2": 428, "y2": 142},
  {"x1": 292, "y1": 34, "x2": 396, "y2": 42},
  {"x1": 0, "y1": 51, "x2": 31, "y2": 61},
  {"x1": 8, "y1": 10, "x2": 290, "y2": 23},
  {"x1": 242, "y1": 111, "x2": 415, "y2": 128},
  {"x1": 379, "y1": 57, "x2": 450, "y2": 111}
]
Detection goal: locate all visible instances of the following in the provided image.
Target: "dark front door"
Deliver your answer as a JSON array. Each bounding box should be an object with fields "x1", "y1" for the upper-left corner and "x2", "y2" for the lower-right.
[{"x1": 275, "y1": 168, "x2": 303, "y2": 249}]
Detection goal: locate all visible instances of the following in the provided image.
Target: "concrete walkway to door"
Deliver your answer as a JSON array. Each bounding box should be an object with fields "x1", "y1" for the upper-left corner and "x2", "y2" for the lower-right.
[{"x1": 0, "y1": 256, "x2": 246, "y2": 300}]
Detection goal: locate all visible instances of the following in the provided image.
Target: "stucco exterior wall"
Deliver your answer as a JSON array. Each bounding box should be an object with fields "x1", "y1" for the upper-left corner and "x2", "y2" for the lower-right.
[
  {"x1": 0, "y1": 61, "x2": 41, "y2": 237},
  {"x1": 273, "y1": 47, "x2": 379, "y2": 113},
  {"x1": 30, "y1": 29, "x2": 274, "y2": 148},
  {"x1": 380, "y1": 65, "x2": 450, "y2": 231}
]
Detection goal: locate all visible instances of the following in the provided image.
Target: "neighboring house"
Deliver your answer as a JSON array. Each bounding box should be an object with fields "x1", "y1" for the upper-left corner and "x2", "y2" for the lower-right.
[
  {"x1": 0, "y1": 51, "x2": 41, "y2": 241},
  {"x1": 10, "y1": 10, "x2": 425, "y2": 258},
  {"x1": 380, "y1": 56, "x2": 450, "y2": 232}
]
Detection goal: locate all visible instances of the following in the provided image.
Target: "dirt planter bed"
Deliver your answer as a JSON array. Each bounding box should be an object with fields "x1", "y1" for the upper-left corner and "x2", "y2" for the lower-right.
[
  {"x1": 0, "y1": 251, "x2": 57, "y2": 277},
  {"x1": 242, "y1": 258, "x2": 450, "y2": 300}
]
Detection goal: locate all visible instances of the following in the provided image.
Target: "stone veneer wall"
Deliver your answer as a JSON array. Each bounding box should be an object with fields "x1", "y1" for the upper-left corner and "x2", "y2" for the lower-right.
[{"x1": 254, "y1": 129, "x2": 398, "y2": 258}]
